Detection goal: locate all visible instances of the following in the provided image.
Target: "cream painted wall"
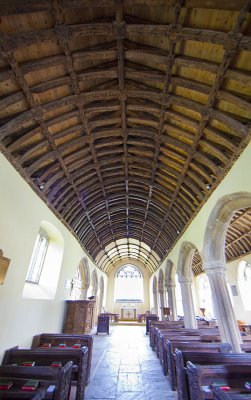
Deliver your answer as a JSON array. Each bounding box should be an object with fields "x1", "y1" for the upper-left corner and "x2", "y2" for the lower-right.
[
  {"x1": 150, "y1": 140, "x2": 251, "y2": 322},
  {"x1": 0, "y1": 154, "x2": 107, "y2": 362},
  {"x1": 225, "y1": 255, "x2": 251, "y2": 324},
  {"x1": 106, "y1": 259, "x2": 150, "y2": 315}
]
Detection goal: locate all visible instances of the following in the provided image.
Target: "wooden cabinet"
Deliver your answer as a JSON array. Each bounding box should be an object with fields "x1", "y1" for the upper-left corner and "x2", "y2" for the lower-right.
[{"x1": 63, "y1": 300, "x2": 95, "y2": 334}]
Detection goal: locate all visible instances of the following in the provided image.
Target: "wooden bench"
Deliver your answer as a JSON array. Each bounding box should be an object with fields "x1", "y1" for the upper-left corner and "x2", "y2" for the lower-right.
[
  {"x1": 186, "y1": 362, "x2": 251, "y2": 400},
  {"x1": 160, "y1": 336, "x2": 222, "y2": 375},
  {"x1": 149, "y1": 321, "x2": 184, "y2": 350},
  {"x1": 0, "y1": 362, "x2": 72, "y2": 400},
  {"x1": 175, "y1": 350, "x2": 251, "y2": 400},
  {"x1": 157, "y1": 327, "x2": 219, "y2": 362},
  {"x1": 211, "y1": 384, "x2": 251, "y2": 399},
  {"x1": 2, "y1": 347, "x2": 87, "y2": 400},
  {"x1": 159, "y1": 331, "x2": 220, "y2": 376},
  {"x1": 164, "y1": 340, "x2": 228, "y2": 389},
  {"x1": 31, "y1": 333, "x2": 93, "y2": 384},
  {"x1": 0, "y1": 378, "x2": 55, "y2": 400}
]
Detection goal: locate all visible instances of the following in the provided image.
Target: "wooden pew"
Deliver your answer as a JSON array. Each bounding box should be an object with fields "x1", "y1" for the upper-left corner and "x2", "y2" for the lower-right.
[
  {"x1": 157, "y1": 327, "x2": 219, "y2": 361},
  {"x1": 2, "y1": 347, "x2": 87, "y2": 400},
  {"x1": 158, "y1": 330, "x2": 220, "y2": 376},
  {"x1": 149, "y1": 320, "x2": 217, "y2": 350},
  {"x1": 161, "y1": 336, "x2": 223, "y2": 375},
  {"x1": 175, "y1": 350, "x2": 251, "y2": 400},
  {"x1": 149, "y1": 321, "x2": 184, "y2": 350},
  {"x1": 242, "y1": 343, "x2": 251, "y2": 352},
  {"x1": 211, "y1": 384, "x2": 251, "y2": 399},
  {"x1": 0, "y1": 378, "x2": 55, "y2": 400},
  {"x1": 164, "y1": 340, "x2": 229, "y2": 390},
  {"x1": 0, "y1": 362, "x2": 72, "y2": 400},
  {"x1": 31, "y1": 333, "x2": 93, "y2": 384},
  {"x1": 165, "y1": 340, "x2": 231, "y2": 390},
  {"x1": 186, "y1": 362, "x2": 251, "y2": 400}
]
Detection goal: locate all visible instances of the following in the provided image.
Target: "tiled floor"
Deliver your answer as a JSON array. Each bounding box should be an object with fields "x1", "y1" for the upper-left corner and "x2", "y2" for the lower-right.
[{"x1": 84, "y1": 325, "x2": 176, "y2": 400}]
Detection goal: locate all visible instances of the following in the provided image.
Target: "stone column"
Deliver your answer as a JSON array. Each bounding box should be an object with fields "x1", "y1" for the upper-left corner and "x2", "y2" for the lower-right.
[
  {"x1": 81, "y1": 287, "x2": 88, "y2": 300},
  {"x1": 206, "y1": 263, "x2": 242, "y2": 352},
  {"x1": 166, "y1": 283, "x2": 178, "y2": 321},
  {"x1": 179, "y1": 279, "x2": 197, "y2": 328},
  {"x1": 153, "y1": 290, "x2": 158, "y2": 315},
  {"x1": 159, "y1": 289, "x2": 166, "y2": 320}
]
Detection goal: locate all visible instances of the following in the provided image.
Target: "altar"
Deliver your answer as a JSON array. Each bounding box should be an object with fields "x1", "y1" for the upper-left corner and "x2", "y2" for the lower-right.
[{"x1": 120, "y1": 307, "x2": 137, "y2": 319}]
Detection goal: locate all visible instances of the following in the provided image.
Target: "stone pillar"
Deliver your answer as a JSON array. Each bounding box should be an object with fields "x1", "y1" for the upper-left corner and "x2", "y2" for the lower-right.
[
  {"x1": 166, "y1": 284, "x2": 178, "y2": 321},
  {"x1": 159, "y1": 289, "x2": 166, "y2": 320},
  {"x1": 206, "y1": 263, "x2": 242, "y2": 352},
  {"x1": 179, "y1": 279, "x2": 197, "y2": 328},
  {"x1": 153, "y1": 290, "x2": 158, "y2": 314},
  {"x1": 81, "y1": 287, "x2": 88, "y2": 300}
]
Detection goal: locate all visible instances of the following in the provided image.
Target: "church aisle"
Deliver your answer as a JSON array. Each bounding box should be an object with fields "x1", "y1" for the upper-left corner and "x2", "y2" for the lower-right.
[{"x1": 85, "y1": 325, "x2": 176, "y2": 400}]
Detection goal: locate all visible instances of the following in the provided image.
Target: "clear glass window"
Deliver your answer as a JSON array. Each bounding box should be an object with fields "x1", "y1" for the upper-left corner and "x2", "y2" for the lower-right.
[
  {"x1": 115, "y1": 265, "x2": 143, "y2": 301},
  {"x1": 26, "y1": 230, "x2": 49, "y2": 283},
  {"x1": 238, "y1": 259, "x2": 251, "y2": 311},
  {"x1": 198, "y1": 274, "x2": 214, "y2": 318}
]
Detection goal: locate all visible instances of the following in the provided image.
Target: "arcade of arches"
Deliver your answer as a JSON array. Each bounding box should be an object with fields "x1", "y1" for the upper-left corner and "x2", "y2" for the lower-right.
[{"x1": 1, "y1": 1, "x2": 251, "y2": 364}]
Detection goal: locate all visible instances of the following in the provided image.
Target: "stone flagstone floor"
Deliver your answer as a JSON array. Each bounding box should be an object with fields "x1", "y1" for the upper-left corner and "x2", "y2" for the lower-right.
[{"x1": 84, "y1": 325, "x2": 177, "y2": 400}]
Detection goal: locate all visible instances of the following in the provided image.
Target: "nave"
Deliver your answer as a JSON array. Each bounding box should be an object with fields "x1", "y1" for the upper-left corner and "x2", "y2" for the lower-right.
[{"x1": 85, "y1": 325, "x2": 174, "y2": 400}]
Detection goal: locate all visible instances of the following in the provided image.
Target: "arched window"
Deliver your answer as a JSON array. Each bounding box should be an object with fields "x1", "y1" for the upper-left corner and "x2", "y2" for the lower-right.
[
  {"x1": 115, "y1": 264, "x2": 143, "y2": 301},
  {"x1": 26, "y1": 229, "x2": 49, "y2": 283},
  {"x1": 22, "y1": 221, "x2": 64, "y2": 300},
  {"x1": 238, "y1": 259, "x2": 251, "y2": 311},
  {"x1": 198, "y1": 274, "x2": 214, "y2": 318}
]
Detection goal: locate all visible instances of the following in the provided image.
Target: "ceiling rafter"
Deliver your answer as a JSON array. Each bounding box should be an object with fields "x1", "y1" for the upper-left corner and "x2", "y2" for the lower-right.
[{"x1": 0, "y1": 1, "x2": 251, "y2": 274}]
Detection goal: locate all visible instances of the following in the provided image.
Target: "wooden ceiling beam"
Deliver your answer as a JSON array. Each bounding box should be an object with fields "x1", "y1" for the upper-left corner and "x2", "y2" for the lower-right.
[
  {"x1": 0, "y1": 0, "x2": 246, "y2": 16},
  {"x1": 150, "y1": 1, "x2": 251, "y2": 254}
]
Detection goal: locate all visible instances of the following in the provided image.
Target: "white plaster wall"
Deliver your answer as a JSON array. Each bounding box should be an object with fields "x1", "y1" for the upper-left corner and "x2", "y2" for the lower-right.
[
  {"x1": 0, "y1": 154, "x2": 107, "y2": 362},
  {"x1": 225, "y1": 256, "x2": 251, "y2": 324},
  {"x1": 150, "y1": 140, "x2": 251, "y2": 317}
]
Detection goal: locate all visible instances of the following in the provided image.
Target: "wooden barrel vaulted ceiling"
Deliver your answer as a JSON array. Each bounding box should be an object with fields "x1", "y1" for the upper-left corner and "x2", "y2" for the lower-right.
[{"x1": 0, "y1": 0, "x2": 251, "y2": 275}]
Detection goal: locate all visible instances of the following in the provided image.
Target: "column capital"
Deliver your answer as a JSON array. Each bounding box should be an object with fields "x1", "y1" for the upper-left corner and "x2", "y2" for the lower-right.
[
  {"x1": 204, "y1": 261, "x2": 226, "y2": 276},
  {"x1": 166, "y1": 283, "x2": 176, "y2": 289},
  {"x1": 179, "y1": 278, "x2": 192, "y2": 285}
]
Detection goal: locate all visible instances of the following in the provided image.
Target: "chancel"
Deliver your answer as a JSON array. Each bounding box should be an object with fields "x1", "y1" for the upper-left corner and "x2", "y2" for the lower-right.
[{"x1": 0, "y1": 1, "x2": 251, "y2": 399}]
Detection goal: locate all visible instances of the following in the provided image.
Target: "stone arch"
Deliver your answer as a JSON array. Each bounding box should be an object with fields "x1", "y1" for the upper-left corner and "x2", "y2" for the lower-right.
[
  {"x1": 203, "y1": 192, "x2": 251, "y2": 352},
  {"x1": 158, "y1": 269, "x2": 166, "y2": 320},
  {"x1": 164, "y1": 259, "x2": 178, "y2": 320},
  {"x1": 91, "y1": 269, "x2": 98, "y2": 296},
  {"x1": 204, "y1": 192, "x2": 251, "y2": 266},
  {"x1": 152, "y1": 275, "x2": 158, "y2": 314},
  {"x1": 98, "y1": 276, "x2": 104, "y2": 315},
  {"x1": 177, "y1": 241, "x2": 197, "y2": 282},
  {"x1": 76, "y1": 257, "x2": 90, "y2": 300},
  {"x1": 177, "y1": 242, "x2": 198, "y2": 328},
  {"x1": 158, "y1": 269, "x2": 164, "y2": 291},
  {"x1": 89, "y1": 269, "x2": 99, "y2": 325},
  {"x1": 165, "y1": 259, "x2": 176, "y2": 287}
]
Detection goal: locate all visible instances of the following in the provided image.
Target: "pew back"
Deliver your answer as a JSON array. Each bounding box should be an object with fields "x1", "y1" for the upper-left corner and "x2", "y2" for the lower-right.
[
  {"x1": 0, "y1": 362, "x2": 72, "y2": 400},
  {"x1": 31, "y1": 334, "x2": 93, "y2": 384},
  {"x1": 186, "y1": 362, "x2": 251, "y2": 400},
  {"x1": 2, "y1": 347, "x2": 87, "y2": 400}
]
